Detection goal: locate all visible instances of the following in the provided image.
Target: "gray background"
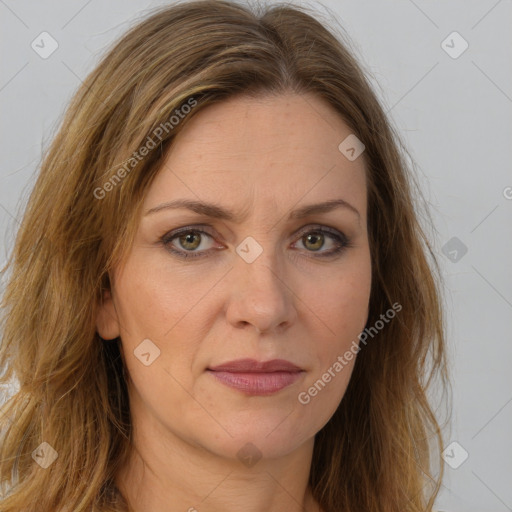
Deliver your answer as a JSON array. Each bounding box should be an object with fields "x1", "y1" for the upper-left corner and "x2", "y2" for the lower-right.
[{"x1": 1, "y1": 1, "x2": 511, "y2": 511}]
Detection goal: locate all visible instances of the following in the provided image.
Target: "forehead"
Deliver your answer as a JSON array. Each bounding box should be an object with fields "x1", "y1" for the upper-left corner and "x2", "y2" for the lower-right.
[{"x1": 144, "y1": 93, "x2": 367, "y2": 221}]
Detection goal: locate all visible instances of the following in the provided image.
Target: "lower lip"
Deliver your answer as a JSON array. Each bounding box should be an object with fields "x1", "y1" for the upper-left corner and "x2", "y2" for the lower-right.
[{"x1": 207, "y1": 370, "x2": 304, "y2": 395}]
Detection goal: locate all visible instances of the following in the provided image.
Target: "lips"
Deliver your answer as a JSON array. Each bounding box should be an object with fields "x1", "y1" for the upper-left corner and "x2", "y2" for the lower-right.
[
  {"x1": 207, "y1": 358, "x2": 304, "y2": 396},
  {"x1": 208, "y1": 358, "x2": 302, "y2": 373}
]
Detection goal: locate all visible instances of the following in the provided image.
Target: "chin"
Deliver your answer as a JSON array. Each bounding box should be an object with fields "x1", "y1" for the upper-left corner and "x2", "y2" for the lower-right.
[{"x1": 192, "y1": 412, "x2": 316, "y2": 463}]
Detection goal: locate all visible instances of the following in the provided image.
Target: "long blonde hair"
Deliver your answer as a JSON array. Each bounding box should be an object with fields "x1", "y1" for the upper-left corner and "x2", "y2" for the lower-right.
[{"x1": 0, "y1": 1, "x2": 451, "y2": 510}]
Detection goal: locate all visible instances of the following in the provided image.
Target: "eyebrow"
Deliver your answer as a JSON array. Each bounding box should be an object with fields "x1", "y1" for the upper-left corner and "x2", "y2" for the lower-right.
[{"x1": 144, "y1": 198, "x2": 360, "y2": 222}]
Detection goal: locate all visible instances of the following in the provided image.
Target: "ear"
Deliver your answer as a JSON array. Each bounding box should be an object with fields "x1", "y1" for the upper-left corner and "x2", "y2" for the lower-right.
[{"x1": 96, "y1": 288, "x2": 121, "y2": 340}]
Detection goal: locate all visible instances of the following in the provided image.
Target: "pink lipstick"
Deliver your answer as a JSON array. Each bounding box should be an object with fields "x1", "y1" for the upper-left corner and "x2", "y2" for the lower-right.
[{"x1": 207, "y1": 358, "x2": 304, "y2": 396}]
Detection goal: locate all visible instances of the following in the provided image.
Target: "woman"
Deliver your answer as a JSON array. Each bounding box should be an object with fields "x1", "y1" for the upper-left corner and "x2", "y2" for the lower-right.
[{"x1": 0, "y1": 1, "x2": 450, "y2": 510}]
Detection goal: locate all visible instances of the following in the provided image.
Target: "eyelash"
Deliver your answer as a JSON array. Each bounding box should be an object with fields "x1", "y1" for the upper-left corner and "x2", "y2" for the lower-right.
[{"x1": 160, "y1": 224, "x2": 352, "y2": 260}]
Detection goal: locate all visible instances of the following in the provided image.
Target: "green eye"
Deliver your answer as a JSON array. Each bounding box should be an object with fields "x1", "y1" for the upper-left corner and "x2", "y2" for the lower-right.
[
  {"x1": 161, "y1": 225, "x2": 351, "y2": 260},
  {"x1": 177, "y1": 231, "x2": 203, "y2": 251},
  {"x1": 302, "y1": 231, "x2": 325, "y2": 251}
]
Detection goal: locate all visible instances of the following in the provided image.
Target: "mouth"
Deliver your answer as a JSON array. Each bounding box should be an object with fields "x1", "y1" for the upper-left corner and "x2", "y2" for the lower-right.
[{"x1": 206, "y1": 358, "x2": 305, "y2": 396}]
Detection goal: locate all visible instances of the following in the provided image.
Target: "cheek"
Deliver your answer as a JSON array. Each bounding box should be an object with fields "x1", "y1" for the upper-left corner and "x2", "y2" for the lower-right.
[
  {"x1": 113, "y1": 249, "x2": 211, "y2": 339},
  {"x1": 295, "y1": 289, "x2": 370, "y2": 432},
  {"x1": 298, "y1": 253, "x2": 371, "y2": 403},
  {"x1": 112, "y1": 250, "x2": 221, "y2": 389},
  {"x1": 305, "y1": 255, "x2": 371, "y2": 345}
]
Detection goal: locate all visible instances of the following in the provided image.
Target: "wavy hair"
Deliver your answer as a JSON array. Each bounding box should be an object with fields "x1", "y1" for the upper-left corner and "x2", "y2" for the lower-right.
[{"x1": 0, "y1": 1, "x2": 451, "y2": 510}]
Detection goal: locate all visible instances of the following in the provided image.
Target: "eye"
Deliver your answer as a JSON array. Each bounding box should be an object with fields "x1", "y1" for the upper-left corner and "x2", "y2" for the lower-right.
[
  {"x1": 161, "y1": 226, "x2": 217, "y2": 259},
  {"x1": 160, "y1": 224, "x2": 351, "y2": 260},
  {"x1": 291, "y1": 226, "x2": 351, "y2": 258}
]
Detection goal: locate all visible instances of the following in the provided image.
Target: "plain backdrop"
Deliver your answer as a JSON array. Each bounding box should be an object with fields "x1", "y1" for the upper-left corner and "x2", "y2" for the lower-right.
[{"x1": 1, "y1": 1, "x2": 511, "y2": 511}]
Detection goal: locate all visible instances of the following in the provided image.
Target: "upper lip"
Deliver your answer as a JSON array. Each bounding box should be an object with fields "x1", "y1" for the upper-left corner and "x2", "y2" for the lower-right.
[{"x1": 208, "y1": 358, "x2": 303, "y2": 373}]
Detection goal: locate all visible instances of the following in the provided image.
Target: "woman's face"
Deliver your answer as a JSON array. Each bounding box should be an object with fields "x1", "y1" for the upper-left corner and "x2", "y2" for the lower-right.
[{"x1": 97, "y1": 92, "x2": 372, "y2": 461}]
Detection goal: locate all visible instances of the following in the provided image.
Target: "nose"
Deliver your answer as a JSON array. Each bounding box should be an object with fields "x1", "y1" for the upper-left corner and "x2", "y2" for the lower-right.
[{"x1": 225, "y1": 246, "x2": 297, "y2": 335}]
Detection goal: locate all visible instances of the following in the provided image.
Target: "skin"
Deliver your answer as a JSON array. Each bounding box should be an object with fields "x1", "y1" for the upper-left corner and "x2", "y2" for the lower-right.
[{"x1": 96, "y1": 92, "x2": 372, "y2": 512}]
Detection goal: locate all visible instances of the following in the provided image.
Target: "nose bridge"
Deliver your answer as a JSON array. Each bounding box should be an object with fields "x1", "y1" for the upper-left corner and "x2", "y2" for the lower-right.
[
  {"x1": 226, "y1": 232, "x2": 295, "y2": 333},
  {"x1": 237, "y1": 233, "x2": 286, "y2": 301}
]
